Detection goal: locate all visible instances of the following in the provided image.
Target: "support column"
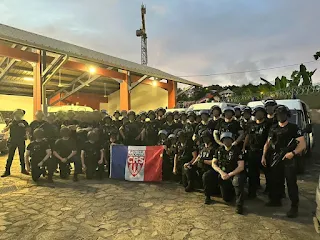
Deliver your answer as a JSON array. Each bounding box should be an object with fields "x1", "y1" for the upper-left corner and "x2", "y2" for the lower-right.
[
  {"x1": 33, "y1": 60, "x2": 41, "y2": 118},
  {"x1": 167, "y1": 80, "x2": 177, "y2": 109},
  {"x1": 120, "y1": 71, "x2": 131, "y2": 111}
]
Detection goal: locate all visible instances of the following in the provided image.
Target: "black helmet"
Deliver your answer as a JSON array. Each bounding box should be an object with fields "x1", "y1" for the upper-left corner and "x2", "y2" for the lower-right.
[
  {"x1": 252, "y1": 106, "x2": 267, "y2": 115},
  {"x1": 210, "y1": 105, "x2": 222, "y2": 114},
  {"x1": 242, "y1": 106, "x2": 252, "y2": 114},
  {"x1": 103, "y1": 115, "x2": 112, "y2": 122},
  {"x1": 121, "y1": 110, "x2": 127, "y2": 116},
  {"x1": 127, "y1": 110, "x2": 136, "y2": 116},
  {"x1": 147, "y1": 110, "x2": 156, "y2": 118},
  {"x1": 139, "y1": 111, "x2": 147, "y2": 116},
  {"x1": 173, "y1": 110, "x2": 179, "y2": 116},
  {"x1": 168, "y1": 134, "x2": 176, "y2": 140},
  {"x1": 177, "y1": 130, "x2": 187, "y2": 138},
  {"x1": 180, "y1": 111, "x2": 187, "y2": 116},
  {"x1": 187, "y1": 111, "x2": 196, "y2": 118},
  {"x1": 234, "y1": 106, "x2": 241, "y2": 111},
  {"x1": 173, "y1": 128, "x2": 183, "y2": 135},
  {"x1": 264, "y1": 99, "x2": 277, "y2": 107},
  {"x1": 165, "y1": 112, "x2": 174, "y2": 118},
  {"x1": 157, "y1": 107, "x2": 166, "y2": 114},
  {"x1": 275, "y1": 105, "x2": 291, "y2": 117},
  {"x1": 199, "y1": 110, "x2": 210, "y2": 116},
  {"x1": 158, "y1": 129, "x2": 168, "y2": 136},
  {"x1": 222, "y1": 107, "x2": 235, "y2": 115},
  {"x1": 113, "y1": 110, "x2": 120, "y2": 116},
  {"x1": 201, "y1": 130, "x2": 212, "y2": 139}
]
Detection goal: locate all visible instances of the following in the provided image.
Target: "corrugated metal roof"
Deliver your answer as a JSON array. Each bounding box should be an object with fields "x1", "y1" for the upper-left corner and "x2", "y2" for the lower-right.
[{"x1": 0, "y1": 24, "x2": 201, "y2": 87}]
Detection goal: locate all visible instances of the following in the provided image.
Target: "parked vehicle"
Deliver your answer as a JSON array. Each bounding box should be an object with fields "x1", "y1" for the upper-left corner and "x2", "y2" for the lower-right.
[
  {"x1": 187, "y1": 102, "x2": 241, "y2": 115},
  {"x1": 48, "y1": 105, "x2": 94, "y2": 113},
  {"x1": 166, "y1": 108, "x2": 186, "y2": 113},
  {"x1": 248, "y1": 99, "x2": 314, "y2": 173}
]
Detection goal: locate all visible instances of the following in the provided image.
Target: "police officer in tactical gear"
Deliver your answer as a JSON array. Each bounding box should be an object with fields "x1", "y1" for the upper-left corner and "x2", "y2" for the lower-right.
[
  {"x1": 208, "y1": 105, "x2": 223, "y2": 144},
  {"x1": 212, "y1": 132, "x2": 245, "y2": 214},
  {"x1": 113, "y1": 110, "x2": 122, "y2": 130},
  {"x1": 234, "y1": 106, "x2": 242, "y2": 121},
  {"x1": 214, "y1": 107, "x2": 244, "y2": 148},
  {"x1": 243, "y1": 106, "x2": 271, "y2": 198},
  {"x1": 240, "y1": 106, "x2": 252, "y2": 134},
  {"x1": 264, "y1": 99, "x2": 278, "y2": 125},
  {"x1": 119, "y1": 110, "x2": 141, "y2": 146},
  {"x1": 121, "y1": 110, "x2": 128, "y2": 119},
  {"x1": 1, "y1": 109, "x2": 29, "y2": 177},
  {"x1": 194, "y1": 130, "x2": 220, "y2": 204},
  {"x1": 158, "y1": 129, "x2": 168, "y2": 145},
  {"x1": 156, "y1": 107, "x2": 166, "y2": 125},
  {"x1": 193, "y1": 110, "x2": 211, "y2": 142},
  {"x1": 142, "y1": 110, "x2": 160, "y2": 146},
  {"x1": 162, "y1": 112, "x2": 178, "y2": 135},
  {"x1": 261, "y1": 105, "x2": 306, "y2": 218},
  {"x1": 174, "y1": 131, "x2": 198, "y2": 188}
]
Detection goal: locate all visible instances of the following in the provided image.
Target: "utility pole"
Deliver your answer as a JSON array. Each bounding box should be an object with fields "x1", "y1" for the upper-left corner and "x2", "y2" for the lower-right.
[{"x1": 136, "y1": 4, "x2": 147, "y2": 65}]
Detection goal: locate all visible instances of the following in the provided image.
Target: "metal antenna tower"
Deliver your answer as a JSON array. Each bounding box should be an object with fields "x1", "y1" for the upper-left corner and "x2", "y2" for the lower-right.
[{"x1": 136, "y1": 4, "x2": 147, "y2": 65}]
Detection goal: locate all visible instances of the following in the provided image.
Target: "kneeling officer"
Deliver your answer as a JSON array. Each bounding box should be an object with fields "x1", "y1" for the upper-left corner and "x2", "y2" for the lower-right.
[{"x1": 211, "y1": 132, "x2": 245, "y2": 214}]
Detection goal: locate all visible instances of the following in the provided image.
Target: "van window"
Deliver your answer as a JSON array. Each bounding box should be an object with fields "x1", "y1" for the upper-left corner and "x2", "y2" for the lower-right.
[{"x1": 301, "y1": 102, "x2": 311, "y2": 124}]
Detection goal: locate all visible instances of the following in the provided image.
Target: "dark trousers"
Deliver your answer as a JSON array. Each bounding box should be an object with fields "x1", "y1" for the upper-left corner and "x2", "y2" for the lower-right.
[
  {"x1": 247, "y1": 149, "x2": 263, "y2": 195},
  {"x1": 5, "y1": 140, "x2": 26, "y2": 171},
  {"x1": 202, "y1": 169, "x2": 220, "y2": 196},
  {"x1": 30, "y1": 157, "x2": 55, "y2": 182},
  {"x1": 219, "y1": 172, "x2": 245, "y2": 207},
  {"x1": 84, "y1": 159, "x2": 104, "y2": 179},
  {"x1": 182, "y1": 165, "x2": 199, "y2": 188},
  {"x1": 57, "y1": 156, "x2": 81, "y2": 179},
  {"x1": 269, "y1": 161, "x2": 299, "y2": 206},
  {"x1": 162, "y1": 154, "x2": 174, "y2": 181}
]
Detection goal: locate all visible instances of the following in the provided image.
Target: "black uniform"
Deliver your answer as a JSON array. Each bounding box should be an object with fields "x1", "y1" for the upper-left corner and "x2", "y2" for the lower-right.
[
  {"x1": 29, "y1": 120, "x2": 47, "y2": 141},
  {"x1": 5, "y1": 119, "x2": 29, "y2": 172},
  {"x1": 53, "y1": 138, "x2": 80, "y2": 179},
  {"x1": 162, "y1": 139, "x2": 176, "y2": 181},
  {"x1": 208, "y1": 118, "x2": 223, "y2": 148},
  {"x1": 162, "y1": 122, "x2": 179, "y2": 135},
  {"x1": 194, "y1": 121, "x2": 211, "y2": 138},
  {"x1": 144, "y1": 120, "x2": 160, "y2": 146},
  {"x1": 183, "y1": 122, "x2": 197, "y2": 139},
  {"x1": 190, "y1": 143, "x2": 219, "y2": 195},
  {"x1": 27, "y1": 139, "x2": 52, "y2": 181},
  {"x1": 215, "y1": 119, "x2": 242, "y2": 139},
  {"x1": 82, "y1": 141, "x2": 104, "y2": 179},
  {"x1": 122, "y1": 121, "x2": 141, "y2": 146},
  {"x1": 215, "y1": 146, "x2": 245, "y2": 207},
  {"x1": 246, "y1": 120, "x2": 272, "y2": 195},
  {"x1": 267, "y1": 122, "x2": 302, "y2": 206}
]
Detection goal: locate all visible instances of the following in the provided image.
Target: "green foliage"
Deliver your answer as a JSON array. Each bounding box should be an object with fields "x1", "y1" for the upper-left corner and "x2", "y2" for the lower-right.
[{"x1": 314, "y1": 51, "x2": 320, "y2": 60}]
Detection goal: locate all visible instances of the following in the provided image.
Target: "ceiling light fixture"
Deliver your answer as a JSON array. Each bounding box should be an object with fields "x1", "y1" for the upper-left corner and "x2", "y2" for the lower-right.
[{"x1": 23, "y1": 77, "x2": 34, "y2": 81}]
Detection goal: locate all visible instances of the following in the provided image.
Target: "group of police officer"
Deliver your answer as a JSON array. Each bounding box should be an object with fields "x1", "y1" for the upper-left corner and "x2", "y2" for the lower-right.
[{"x1": 1, "y1": 99, "x2": 306, "y2": 217}]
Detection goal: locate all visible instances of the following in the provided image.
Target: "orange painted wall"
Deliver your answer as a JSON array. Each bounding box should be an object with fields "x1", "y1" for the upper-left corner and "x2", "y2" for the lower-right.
[{"x1": 49, "y1": 92, "x2": 107, "y2": 110}]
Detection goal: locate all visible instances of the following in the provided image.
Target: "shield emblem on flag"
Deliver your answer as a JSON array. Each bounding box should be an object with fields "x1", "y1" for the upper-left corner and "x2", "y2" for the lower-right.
[{"x1": 127, "y1": 156, "x2": 145, "y2": 177}]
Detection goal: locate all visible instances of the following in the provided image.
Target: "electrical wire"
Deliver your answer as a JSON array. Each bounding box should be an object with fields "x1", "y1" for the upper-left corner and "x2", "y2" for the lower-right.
[{"x1": 178, "y1": 60, "x2": 317, "y2": 78}]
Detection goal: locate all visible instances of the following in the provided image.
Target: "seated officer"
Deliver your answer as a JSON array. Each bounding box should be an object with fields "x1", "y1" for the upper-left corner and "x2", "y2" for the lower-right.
[
  {"x1": 191, "y1": 130, "x2": 219, "y2": 202},
  {"x1": 211, "y1": 132, "x2": 245, "y2": 214},
  {"x1": 162, "y1": 133, "x2": 177, "y2": 181},
  {"x1": 81, "y1": 131, "x2": 104, "y2": 180},
  {"x1": 53, "y1": 127, "x2": 80, "y2": 181},
  {"x1": 25, "y1": 129, "x2": 52, "y2": 182},
  {"x1": 174, "y1": 131, "x2": 198, "y2": 189}
]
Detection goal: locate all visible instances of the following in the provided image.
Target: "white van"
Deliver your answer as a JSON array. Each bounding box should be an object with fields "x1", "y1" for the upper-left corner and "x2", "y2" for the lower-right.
[
  {"x1": 187, "y1": 102, "x2": 240, "y2": 115},
  {"x1": 248, "y1": 99, "x2": 314, "y2": 172}
]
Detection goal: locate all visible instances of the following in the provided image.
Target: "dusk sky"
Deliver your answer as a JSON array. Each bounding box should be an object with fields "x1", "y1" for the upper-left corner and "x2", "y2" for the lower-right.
[{"x1": 0, "y1": 0, "x2": 319, "y2": 86}]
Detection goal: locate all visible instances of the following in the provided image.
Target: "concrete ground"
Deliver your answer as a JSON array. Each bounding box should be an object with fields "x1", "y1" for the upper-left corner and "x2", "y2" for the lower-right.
[{"x1": 0, "y1": 120, "x2": 320, "y2": 239}]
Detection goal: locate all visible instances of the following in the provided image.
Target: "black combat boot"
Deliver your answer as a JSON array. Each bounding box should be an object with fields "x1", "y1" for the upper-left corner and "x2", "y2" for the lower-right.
[
  {"x1": 21, "y1": 169, "x2": 29, "y2": 175},
  {"x1": 204, "y1": 196, "x2": 212, "y2": 205},
  {"x1": 1, "y1": 170, "x2": 10, "y2": 177},
  {"x1": 236, "y1": 205, "x2": 244, "y2": 215},
  {"x1": 73, "y1": 174, "x2": 78, "y2": 182},
  {"x1": 286, "y1": 206, "x2": 298, "y2": 218}
]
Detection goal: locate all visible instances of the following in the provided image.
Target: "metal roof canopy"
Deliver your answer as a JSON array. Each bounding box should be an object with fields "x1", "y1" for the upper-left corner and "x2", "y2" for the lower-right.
[{"x1": 0, "y1": 24, "x2": 201, "y2": 87}]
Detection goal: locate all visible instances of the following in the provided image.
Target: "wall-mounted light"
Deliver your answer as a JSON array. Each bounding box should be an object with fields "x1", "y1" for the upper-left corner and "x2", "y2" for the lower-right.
[
  {"x1": 89, "y1": 66, "x2": 96, "y2": 74},
  {"x1": 152, "y1": 81, "x2": 157, "y2": 87}
]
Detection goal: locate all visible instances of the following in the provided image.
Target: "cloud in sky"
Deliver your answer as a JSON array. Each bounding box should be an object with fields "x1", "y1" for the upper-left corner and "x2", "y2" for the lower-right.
[{"x1": 0, "y1": 0, "x2": 319, "y2": 86}]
